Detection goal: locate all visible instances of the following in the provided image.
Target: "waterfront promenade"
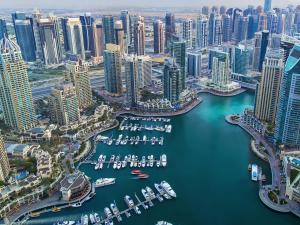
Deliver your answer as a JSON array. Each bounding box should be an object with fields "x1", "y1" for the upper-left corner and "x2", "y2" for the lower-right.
[
  {"x1": 197, "y1": 88, "x2": 247, "y2": 97},
  {"x1": 116, "y1": 97, "x2": 202, "y2": 117},
  {"x1": 225, "y1": 114, "x2": 300, "y2": 218}
]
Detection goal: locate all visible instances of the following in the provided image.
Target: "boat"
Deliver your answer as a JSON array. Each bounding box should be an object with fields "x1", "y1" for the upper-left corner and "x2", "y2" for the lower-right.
[
  {"x1": 248, "y1": 164, "x2": 252, "y2": 171},
  {"x1": 131, "y1": 170, "x2": 142, "y2": 175},
  {"x1": 104, "y1": 207, "x2": 113, "y2": 218},
  {"x1": 52, "y1": 206, "x2": 61, "y2": 212},
  {"x1": 150, "y1": 155, "x2": 154, "y2": 167},
  {"x1": 156, "y1": 160, "x2": 160, "y2": 167},
  {"x1": 94, "y1": 213, "x2": 100, "y2": 223},
  {"x1": 30, "y1": 212, "x2": 40, "y2": 218},
  {"x1": 124, "y1": 195, "x2": 134, "y2": 208},
  {"x1": 141, "y1": 156, "x2": 146, "y2": 167},
  {"x1": 134, "y1": 206, "x2": 141, "y2": 214},
  {"x1": 138, "y1": 173, "x2": 149, "y2": 179},
  {"x1": 117, "y1": 161, "x2": 122, "y2": 169},
  {"x1": 105, "y1": 219, "x2": 114, "y2": 225},
  {"x1": 110, "y1": 203, "x2": 122, "y2": 221},
  {"x1": 81, "y1": 215, "x2": 89, "y2": 225},
  {"x1": 71, "y1": 202, "x2": 82, "y2": 208},
  {"x1": 251, "y1": 164, "x2": 258, "y2": 181},
  {"x1": 56, "y1": 221, "x2": 76, "y2": 225},
  {"x1": 154, "y1": 183, "x2": 171, "y2": 199},
  {"x1": 94, "y1": 163, "x2": 100, "y2": 170},
  {"x1": 141, "y1": 188, "x2": 150, "y2": 200},
  {"x1": 89, "y1": 214, "x2": 95, "y2": 224},
  {"x1": 161, "y1": 181, "x2": 176, "y2": 198},
  {"x1": 95, "y1": 178, "x2": 116, "y2": 188},
  {"x1": 156, "y1": 221, "x2": 173, "y2": 225},
  {"x1": 161, "y1": 154, "x2": 167, "y2": 167},
  {"x1": 146, "y1": 186, "x2": 156, "y2": 199}
]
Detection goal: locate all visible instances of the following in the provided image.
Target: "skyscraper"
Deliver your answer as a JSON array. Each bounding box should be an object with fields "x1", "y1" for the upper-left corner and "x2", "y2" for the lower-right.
[
  {"x1": 165, "y1": 12, "x2": 175, "y2": 52},
  {"x1": 93, "y1": 22, "x2": 104, "y2": 60},
  {"x1": 208, "y1": 13, "x2": 222, "y2": 46},
  {"x1": 137, "y1": 55, "x2": 152, "y2": 88},
  {"x1": 163, "y1": 58, "x2": 183, "y2": 103},
  {"x1": 38, "y1": 15, "x2": 64, "y2": 65},
  {"x1": 104, "y1": 44, "x2": 122, "y2": 96},
  {"x1": 196, "y1": 15, "x2": 208, "y2": 49},
  {"x1": 171, "y1": 40, "x2": 186, "y2": 89},
  {"x1": 233, "y1": 14, "x2": 248, "y2": 44},
  {"x1": 49, "y1": 83, "x2": 80, "y2": 126},
  {"x1": 222, "y1": 15, "x2": 232, "y2": 43},
  {"x1": 65, "y1": 60, "x2": 93, "y2": 110},
  {"x1": 259, "y1": 30, "x2": 269, "y2": 72},
  {"x1": 254, "y1": 49, "x2": 283, "y2": 124},
  {"x1": 264, "y1": 0, "x2": 272, "y2": 13},
  {"x1": 133, "y1": 17, "x2": 145, "y2": 56},
  {"x1": 0, "y1": 135, "x2": 10, "y2": 181},
  {"x1": 0, "y1": 37, "x2": 36, "y2": 131},
  {"x1": 0, "y1": 19, "x2": 7, "y2": 39},
  {"x1": 66, "y1": 18, "x2": 86, "y2": 60},
  {"x1": 247, "y1": 14, "x2": 259, "y2": 39},
  {"x1": 232, "y1": 45, "x2": 250, "y2": 75},
  {"x1": 202, "y1": 6, "x2": 210, "y2": 16},
  {"x1": 275, "y1": 44, "x2": 300, "y2": 146},
  {"x1": 125, "y1": 55, "x2": 139, "y2": 107},
  {"x1": 211, "y1": 50, "x2": 230, "y2": 89},
  {"x1": 14, "y1": 19, "x2": 36, "y2": 62},
  {"x1": 187, "y1": 50, "x2": 202, "y2": 77},
  {"x1": 80, "y1": 13, "x2": 95, "y2": 56},
  {"x1": 153, "y1": 20, "x2": 164, "y2": 54},
  {"x1": 31, "y1": 9, "x2": 43, "y2": 62},
  {"x1": 114, "y1": 20, "x2": 125, "y2": 53},
  {"x1": 120, "y1": 10, "x2": 131, "y2": 46},
  {"x1": 102, "y1": 15, "x2": 116, "y2": 45},
  {"x1": 182, "y1": 19, "x2": 193, "y2": 49},
  {"x1": 252, "y1": 32, "x2": 262, "y2": 71}
]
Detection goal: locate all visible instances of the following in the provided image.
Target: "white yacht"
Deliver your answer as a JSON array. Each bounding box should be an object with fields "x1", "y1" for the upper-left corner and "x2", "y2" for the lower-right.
[
  {"x1": 161, "y1": 154, "x2": 167, "y2": 167},
  {"x1": 156, "y1": 221, "x2": 173, "y2": 225},
  {"x1": 94, "y1": 213, "x2": 100, "y2": 223},
  {"x1": 104, "y1": 207, "x2": 113, "y2": 218},
  {"x1": 89, "y1": 214, "x2": 95, "y2": 224},
  {"x1": 141, "y1": 188, "x2": 150, "y2": 200},
  {"x1": 161, "y1": 181, "x2": 176, "y2": 198},
  {"x1": 81, "y1": 215, "x2": 89, "y2": 225},
  {"x1": 95, "y1": 178, "x2": 115, "y2": 188},
  {"x1": 146, "y1": 186, "x2": 156, "y2": 199},
  {"x1": 154, "y1": 183, "x2": 171, "y2": 199},
  {"x1": 124, "y1": 195, "x2": 134, "y2": 208}
]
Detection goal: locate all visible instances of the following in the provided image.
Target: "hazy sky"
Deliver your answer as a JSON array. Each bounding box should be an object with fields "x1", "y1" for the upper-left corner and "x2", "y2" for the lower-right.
[{"x1": 0, "y1": 0, "x2": 299, "y2": 9}]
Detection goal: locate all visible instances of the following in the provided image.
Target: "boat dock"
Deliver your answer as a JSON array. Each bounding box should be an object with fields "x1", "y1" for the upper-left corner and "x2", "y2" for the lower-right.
[
  {"x1": 60, "y1": 182, "x2": 175, "y2": 225},
  {"x1": 96, "y1": 134, "x2": 165, "y2": 146},
  {"x1": 121, "y1": 116, "x2": 171, "y2": 123}
]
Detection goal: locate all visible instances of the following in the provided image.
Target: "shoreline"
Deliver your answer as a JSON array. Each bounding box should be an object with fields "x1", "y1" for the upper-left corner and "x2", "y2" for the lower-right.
[
  {"x1": 198, "y1": 88, "x2": 247, "y2": 97},
  {"x1": 225, "y1": 114, "x2": 300, "y2": 218}
]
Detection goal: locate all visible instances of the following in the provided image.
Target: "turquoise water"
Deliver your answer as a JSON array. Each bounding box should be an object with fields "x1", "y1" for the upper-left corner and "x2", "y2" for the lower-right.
[{"x1": 30, "y1": 92, "x2": 299, "y2": 225}]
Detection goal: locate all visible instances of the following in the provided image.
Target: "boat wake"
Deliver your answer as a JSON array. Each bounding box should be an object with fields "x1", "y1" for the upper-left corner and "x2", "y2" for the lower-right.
[{"x1": 26, "y1": 213, "x2": 82, "y2": 224}]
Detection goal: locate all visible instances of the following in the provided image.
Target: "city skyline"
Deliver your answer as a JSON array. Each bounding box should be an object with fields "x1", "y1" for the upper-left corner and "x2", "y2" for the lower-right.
[{"x1": 0, "y1": 0, "x2": 299, "y2": 10}]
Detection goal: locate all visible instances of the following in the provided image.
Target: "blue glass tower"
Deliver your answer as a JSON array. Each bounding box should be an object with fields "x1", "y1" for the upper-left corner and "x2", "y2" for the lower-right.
[
  {"x1": 258, "y1": 30, "x2": 269, "y2": 72},
  {"x1": 102, "y1": 15, "x2": 116, "y2": 45},
  {"x1": 275, "y1": 44, "x2": 300, "y2": 146},
  {"x1": 14, "y1": 19, "x2": 36, "y2": 62},
  {"x1": 247, "y1": 14, "x2": 259, "y2": 40},
  {"x1": 80, "y1": 13, "x2": 95, "y2": 56},
  {"x1": 233, "y1": 45, "x2": 249, "y2": 75},
  {"x1": 0, "y1": 19, "x2": 7, "y2": 39}
]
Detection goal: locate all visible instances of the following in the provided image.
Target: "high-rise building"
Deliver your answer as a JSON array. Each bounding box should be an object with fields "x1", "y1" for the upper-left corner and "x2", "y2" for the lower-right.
[
  {"x1": 120, "y1": 10, "x2": 131, "y2": 45},
  {"x1": 133, "y1": 17, "x2": 145, "y2": 56},
  {"x1": 66, "y1": 18, "x2": 85, "y2": 60},
  {"x1": 187, "y1": 50, "x2": 202, "y2": 77},
  {"x1": 196, "y1": 15, "x2": 208, "y2": 49},
  {"x1": 259, "y1": 30, "x2": 269, "y2": 72},
  {"x1": 220, "y1": 6, "x2": 227, "y2": 15},
  {"x1": 233, "y1": 14, "x2": 248, "y2": 44},
  {"x1": 254, "y1": 49, "x2": 283, "y2": 124},
  {"x1": 153, "y1": 20, "x2": 164, "y2": 54},
  {"x1": 247, "y1": 14, "x2": 259, "y2": 39},
  {"x1": 93, "y1": 23, "x2": 104, "y2": 59},
  {"x1": 104, "y1": 44, "x2": 122, "y2": 95},
  {"x1": 65, "y1": 60, "x2": 93, "y2": 110},
  {"x1": 114, "y1": 20, "x2": 125, "y2": 53},
  {"x1": 252, "y1": 32, "x2": 262, "y2": 71},
  {"x1": 163, "y1": 58, "x2": 183, "y2": 103},
  {"x1": 264, "y1": 0, "x2": 272, "y2": 13},
  {"x1": 49, "y1": 83, "x2": 80, "y2": 126},
  {"x1": 0, "y1": 37, "x2": 36, "y2": 131},
  {"x1": 280, "y1": 36, "x2": 299, "y2": 64},
  {"x1": 0, "y1": 19, "x2": 7, "y2": 39},
  {"x1": 170, "y1": 40, "x2": 186, "y2": 89},
  {"x1": 137, "y1": 55, "x2": 152, "y2": 88},
  {"x1": 232, "y1": 45, "x2": 250, "y2": 75},
  {"x1": 37, "y1": 15, "x2": 64, "y2": 65},
  {"x1": 258, "y1": 14, "x2": 268, "y2": 31},
  {"x1": 61, "y1": 18, "x2": 70, "y2": 52},
  {"x1": 102, "y1": 15, "x2": 116, "y2": 45},
  {"x1": 80, "y1": 13, "x2": 95, "y2": 56},
  {"x1": 211, "y1": 50, "x2": 230, "y2": 88},
  {"x1": 202, "y1": 6, "x2": 209, "y2": 16},
  {"x1": 14, "y1": 19, "x2": 36, "y2": 62},
  {"x1": 222, "y1": 15, "x2": 232, "y2": 43},
  {"x1": 208, "y1": 13, "x2": 222, "y2": 46},
  {"x1": 125, "y1": 55, "x2": 139, "y2": 107},
  {"x1": 165, "y1": 12, "x2": 176, "y2": 52},
  {"x1": 0, "y1": 135, "x2": 10, "y2": 181},
  {"x1": 31, "y1": 9, "x2": 43, "y2": 62},
  {"x1": 275, "y1": 44, "x2": 300, "y2": 146},
  {"x1": 182, "y1": 19, "x2": 193, "y2": 49}
]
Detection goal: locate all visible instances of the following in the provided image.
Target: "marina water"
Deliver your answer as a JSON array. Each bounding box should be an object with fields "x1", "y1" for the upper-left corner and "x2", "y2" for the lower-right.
[{"x1": 29, "y1": 92, "x2": 300, "y2": 225}]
